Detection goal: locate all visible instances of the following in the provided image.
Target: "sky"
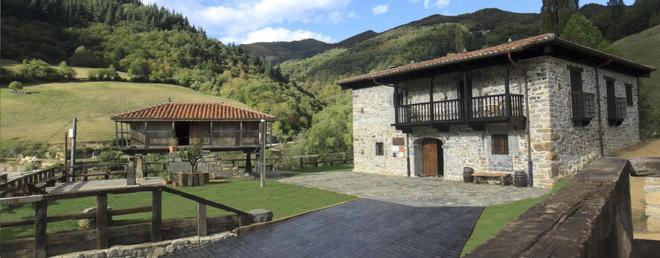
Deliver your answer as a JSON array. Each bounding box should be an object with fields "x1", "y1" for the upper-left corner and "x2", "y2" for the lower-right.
[{"x1": 141, "y1": 0, "x2": 635, "y2": 44}]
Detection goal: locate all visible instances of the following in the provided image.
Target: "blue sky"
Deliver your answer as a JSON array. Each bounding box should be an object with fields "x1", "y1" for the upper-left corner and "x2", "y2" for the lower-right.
[{"x1": 142, "y1": 0, "x2": 634, "y2": 44}]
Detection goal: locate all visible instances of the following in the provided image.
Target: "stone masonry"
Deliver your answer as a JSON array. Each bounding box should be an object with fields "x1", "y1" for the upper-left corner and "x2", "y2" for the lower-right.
[{"x1": 352, "y1": 56, "x2": 641, "y2": 187}]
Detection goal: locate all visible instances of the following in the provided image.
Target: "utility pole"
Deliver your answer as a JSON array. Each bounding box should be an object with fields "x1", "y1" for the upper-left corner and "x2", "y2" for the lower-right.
[
  {"x1": 64, "y1": 131, "x2": 68, "y2": 168},
  {"x1": 259, "y1": 119, "x2": 266, "y2": 187},
  {"x1": 69, "y1": 117, "x2": 77, "y2": 182}
]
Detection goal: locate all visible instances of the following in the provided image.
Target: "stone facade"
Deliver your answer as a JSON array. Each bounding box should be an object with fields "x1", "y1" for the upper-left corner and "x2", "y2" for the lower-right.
[{"x1": 351, "y1": 56, "x2": 641, "y2": 187}]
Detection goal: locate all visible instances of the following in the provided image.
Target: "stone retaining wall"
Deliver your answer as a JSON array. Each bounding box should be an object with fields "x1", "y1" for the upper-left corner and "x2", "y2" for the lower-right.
[
  {"x1": 465, "y1": 158, "x2": 633, "y2": 258},
  {"x1": 54, "y1": 232, "x2": 235, "y2": 258}
]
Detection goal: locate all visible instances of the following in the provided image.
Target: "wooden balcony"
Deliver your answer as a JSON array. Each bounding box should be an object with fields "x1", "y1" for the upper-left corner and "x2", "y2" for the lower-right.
[
  {"x1": 572, "y1": 92, "x2": 597, "y2": 126},
  {"x1": 394, "y1": 94, "x2": 525, "y2": 131},
  {"x1": 607, "y1": 97, "x2": 626, "y2": 126}
]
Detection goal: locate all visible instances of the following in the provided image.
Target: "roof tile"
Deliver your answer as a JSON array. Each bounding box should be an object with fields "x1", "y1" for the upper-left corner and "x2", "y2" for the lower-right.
[{"x1": 111, "y1": 103, "x2": 274, "y2": 122}]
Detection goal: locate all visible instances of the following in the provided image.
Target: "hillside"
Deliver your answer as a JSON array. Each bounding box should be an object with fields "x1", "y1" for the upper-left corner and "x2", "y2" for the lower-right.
[
  {"x1": 242, "y1": 39, "x2": 332, "y2": 63},
  {"x1": 613, "y1": 24, "x2": 660, "y2": 136},
  {"x1": 0, "y1": 82, "x2": 233, "y2": 144}
]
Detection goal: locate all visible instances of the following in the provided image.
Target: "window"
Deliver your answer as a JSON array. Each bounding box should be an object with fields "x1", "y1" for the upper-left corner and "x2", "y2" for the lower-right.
[
  {"x1": 625, "y1": 84, "x2": 633, "y2": 106},
  {"x1": 569, "y1": 68, "x2": 584, "y2": 121},
  {"x1": 492, "y1": 134, "x2": 509, "y2": 155},
  {"x1": 375, "y1": 142, "x2": 384, "y2": 156}
]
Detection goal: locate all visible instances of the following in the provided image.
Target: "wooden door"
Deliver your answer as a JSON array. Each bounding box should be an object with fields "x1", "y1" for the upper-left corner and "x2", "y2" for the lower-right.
[{"x1": 422, "y1": 141, "x2": 438, "y2": 177}]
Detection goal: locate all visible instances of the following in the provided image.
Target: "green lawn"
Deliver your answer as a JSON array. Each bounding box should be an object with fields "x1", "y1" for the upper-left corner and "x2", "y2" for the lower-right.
[
  {"x1": 460, "y1": 176, "x2": 572, "y2": 256},
  {"x1": 0, "y1": 81, "x2": 248, "y2": 144},
  {"x1": 0, "y1": 179, "x2": 356, "y2": 240}
]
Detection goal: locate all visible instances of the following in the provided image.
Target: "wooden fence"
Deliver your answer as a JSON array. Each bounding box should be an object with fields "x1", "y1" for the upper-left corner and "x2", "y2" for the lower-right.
[
  {"x1": 0, "y1": 186, "x2": 252, "y2": 258},
  {"x1": 226, "y1": 152, "x2": 353, "y2": 171}
]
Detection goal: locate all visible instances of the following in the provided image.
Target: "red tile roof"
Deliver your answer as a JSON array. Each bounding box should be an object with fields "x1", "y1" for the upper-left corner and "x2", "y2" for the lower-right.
[
  {"x1": 337, "y1": 33, "x2": 654, "y2": 87},
  {"x1": 111, "y1": 103, "x2": 274, "y2": 122}
]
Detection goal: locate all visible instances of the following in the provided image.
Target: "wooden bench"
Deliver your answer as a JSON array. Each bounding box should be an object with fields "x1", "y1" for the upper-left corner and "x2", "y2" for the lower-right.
[{"x1": 473, "y1": 172, "x2": 512, "y2": 185}]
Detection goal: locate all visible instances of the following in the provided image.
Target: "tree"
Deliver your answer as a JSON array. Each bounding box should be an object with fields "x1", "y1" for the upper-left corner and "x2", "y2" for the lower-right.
[
  {"x1": 561, "y1": 13, "x2": 613, "y2": 52},
  {"x1": 8, "y1": 81, "x2": 23, "y2": 93},
  {"x1": 178, "y1": 144, "x2": 203, "y2": 174},
  {"x1": 541, "y1": 0, "x2": 579, "y2": 35},
  {"x1": 127, "y1": 59, "x2": 150, "y2": 81},
  {"x1": 70, "y1": 45, "x2": 103, "y2": 67}
]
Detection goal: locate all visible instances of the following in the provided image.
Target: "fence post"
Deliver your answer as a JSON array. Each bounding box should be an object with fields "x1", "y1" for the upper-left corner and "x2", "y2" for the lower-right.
[
  {"x1": 198, "y1": 203, "x2": 207, "y2": 236},
  {"x1": 151, "y1": 189, "x2": 162, "y2": 242},
  {"x1": 96, "y1": 194, "x2": 109, "y2": 249},
  {"x1": 34, "y1": 200, "x2": 48, "y2": 258}
]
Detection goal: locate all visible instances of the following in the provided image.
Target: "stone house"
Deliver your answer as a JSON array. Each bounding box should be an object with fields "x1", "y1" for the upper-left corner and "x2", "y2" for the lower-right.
[{"x1": 337, "y1": 33, "x2": 654, "y2": 187}]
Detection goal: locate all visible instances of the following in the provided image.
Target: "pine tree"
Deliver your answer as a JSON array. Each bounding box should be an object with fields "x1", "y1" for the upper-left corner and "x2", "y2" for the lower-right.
[{"x1": 541, "y1": 0, "x2": 579, "y2": 35}]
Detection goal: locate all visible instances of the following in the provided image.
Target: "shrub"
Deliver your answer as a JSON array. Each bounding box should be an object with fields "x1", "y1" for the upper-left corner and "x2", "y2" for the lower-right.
[
  {"x1": 96, "y1": 149, "x2": 123, "y2": 162},
  {"x1": 57, "y1": 61, "x2": 76, "y2": 80},
  {"x1": 70, "y1": 45, "x2": 104, "y2": 67},
  {"x1": 0, "y1": 140, "x2": 49, "y2": 158},
  {"x1": 89, "y1": 65, "x2": 120, "y2": 81},
  {"x1": 178, "y1": 144, "x2": 203, "y2": 173},
  {"x1": 15, "y1": 59, "x2": 63, "y2": 81},
  {"x1": 8, "y1": 81, "x2": 23, "y2": 93}
]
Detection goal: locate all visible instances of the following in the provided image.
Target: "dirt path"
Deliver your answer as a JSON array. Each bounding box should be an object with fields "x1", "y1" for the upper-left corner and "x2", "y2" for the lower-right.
[{"x1": 615, "y1": 138, "x2": 660, "y2": 159}]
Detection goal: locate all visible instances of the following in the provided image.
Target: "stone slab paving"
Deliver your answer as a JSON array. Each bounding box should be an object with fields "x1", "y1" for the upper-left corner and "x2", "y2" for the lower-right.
[
  {"x1": 167, "y1": 199, "x2": 484, "y2": 258},
  {"x1": 279, "y1": 172, "x2": 549, "y2": 207}
]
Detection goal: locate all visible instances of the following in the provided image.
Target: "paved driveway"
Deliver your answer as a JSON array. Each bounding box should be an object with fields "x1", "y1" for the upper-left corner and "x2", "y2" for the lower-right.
[
  {"x1": 279, "y1": 172, "x2": 549, "y2": 207},
  {"x1": 167, "y1": 199, "x2": 483, "y2": 258}
]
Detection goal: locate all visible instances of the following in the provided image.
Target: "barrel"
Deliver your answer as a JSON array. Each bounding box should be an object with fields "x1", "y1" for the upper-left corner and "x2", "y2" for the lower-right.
[
  {"x1": 514, "y1": 170, "x2": 528, "y2": 187},
  {"x1": 463, "y1": 167, "x2": 474, "y2": 183}
]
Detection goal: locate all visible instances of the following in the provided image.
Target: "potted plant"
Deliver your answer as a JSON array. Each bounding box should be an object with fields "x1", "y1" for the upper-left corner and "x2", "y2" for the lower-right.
[
  {"x1": 177, "y1": 144, "x2": 209, "y2": 186},
  {"x1": 168, "y1": 137, "x2": 178, "y2": 153},
  {"x1": 160, "y1": 171, "x2": 171, "y2": 185}
]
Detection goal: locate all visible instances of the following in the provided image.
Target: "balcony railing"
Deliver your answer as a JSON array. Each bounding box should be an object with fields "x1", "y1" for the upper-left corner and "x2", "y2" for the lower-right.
[
  {"x1": 571, "y1": 92, "x2": 596, "y2": 125},
  {"x1": 395, "y1": 94, "x2": 524, "y2": 125},
  {"x1": 608, "y1": 97, "x2": 626, "y2": 125}
]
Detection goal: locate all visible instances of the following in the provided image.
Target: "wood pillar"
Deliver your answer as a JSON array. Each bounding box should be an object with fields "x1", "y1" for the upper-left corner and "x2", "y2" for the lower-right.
[
  {"x1": 245, "y1": 152, "x2": 252, "y2": 174},
  {"x1": 505, "y1": 65, "x2": 512, "y2": 119},
  {"x1": 429, "y1": 77, "x2": 434, "y2": 121},
  {"x1": 114, "y1": 122, "x2": 119, "y2": 147},
  {"x1": 197, "y1": 203, "x2": 207, "y2": 236},
  {"x1": 151, "y1": 190, "x2": 162, "y2": 242},
  {"x1": 34, "y1": 200, "x2": 48, "y2": 258},
  {"x1": 144, "y1": 122, "x2": 149, "y2": 149},
  {"x1": 209, "y1": 121, "x2": 214, "y2": 146},
  {"x1": 239, "y1": 122, "x2": 243, "y2": 146},
  {"x1": 96, "y1": 194, "x2": 109, "y2": 249},
  {"x1": 394, "y1": 83, "x2": 400, "y2": 124},
  {"x1": 463, "y1": 72, "x2": 470, "y2": 121}
]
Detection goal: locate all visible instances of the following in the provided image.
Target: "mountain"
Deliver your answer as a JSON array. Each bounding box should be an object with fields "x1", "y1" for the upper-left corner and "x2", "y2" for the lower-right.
[
  {"x1": 612, "y1": 25, "x2": 660, "y2": 136},
  {"x1": 335, "y1": 30, "x2": 378, "y2": 48},
  {"x1": 241, "y1": 39, "x2": 332, "y2": 63}
]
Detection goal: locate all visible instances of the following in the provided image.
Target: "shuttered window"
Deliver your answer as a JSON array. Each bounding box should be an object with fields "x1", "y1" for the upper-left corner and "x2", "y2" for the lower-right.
[
  {"x1": 492, "y1": 134, "x2": 509, "y2": 155},
  {"x1": 375, "y1": 142, "x2": 384, "y2": 156},
  {"x1": 625, "y1": 84, "x2": 633, "y2": 106}
]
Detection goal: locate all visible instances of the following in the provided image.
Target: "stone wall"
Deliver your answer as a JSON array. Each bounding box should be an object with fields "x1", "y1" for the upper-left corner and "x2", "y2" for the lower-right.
[
  {"x1": 465, "y1": 158, "x2": 634, "y2": 258},
  {"x1": 54, "y1": 232, "x2": 235, "y2": 258}
]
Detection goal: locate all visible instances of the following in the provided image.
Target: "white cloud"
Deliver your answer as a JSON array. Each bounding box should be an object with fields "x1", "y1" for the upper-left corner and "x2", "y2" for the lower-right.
[
  {"x1": 372, "y1": 4, "x2": 389, "y2": 15},
  {"x1": 144, "y1": 0, "x2": 352, "y2": 43},
  {"x1": 236, "y1": 27, "x2": 334, "y2": 44},
  {"x1": 410, "y1": 0, "x2": 451, "y2": 9}
]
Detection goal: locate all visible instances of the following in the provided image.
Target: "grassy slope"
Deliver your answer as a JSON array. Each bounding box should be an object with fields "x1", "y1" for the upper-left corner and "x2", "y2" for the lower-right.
[
  {"x1": 612, "y1": 25, "x2": 660, "y2": 134},
  {"x1": 0, "y1": 81, "x2": 238, "y2": 144},
  {"x1": 0, "y1": 179, "x2": 356, "y2": 240}
]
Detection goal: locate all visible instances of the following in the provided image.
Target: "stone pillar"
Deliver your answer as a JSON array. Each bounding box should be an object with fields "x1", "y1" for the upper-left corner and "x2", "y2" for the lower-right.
[
  {"x1": 135, "y1": 154, "x2": 144, "y2": 183},
  {"x1": 245, "y1": 152, "x2": 252, "y2": 174},
  {"x1": 126, "y1": 157, "x2": 136, "y2": 185},
  {"x1": 249, "y1": 209, "x2": 273, "y2": 223}
]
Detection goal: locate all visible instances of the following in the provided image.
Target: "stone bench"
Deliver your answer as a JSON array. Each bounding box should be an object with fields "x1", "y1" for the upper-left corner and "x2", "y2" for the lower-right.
[{"x1": 473, "y1": 172, "x2": 512, "y2": 185}]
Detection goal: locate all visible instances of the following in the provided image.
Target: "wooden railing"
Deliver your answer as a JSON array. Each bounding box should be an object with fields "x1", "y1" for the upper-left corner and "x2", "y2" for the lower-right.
[
  {"x1": 396, "y1": 94, "x2": 524, "y2": 125},
  {"x1": 225, "y1": 152, "x2": 354, "y2": 170},
  {"x1": 0, "y1": 186, "x2": 252, "y2": 258},
  {"x1": 572, "y1": 92, "x2": 596, "y2": 124},
  {"x1": 0, "y1": 166, "x2": 66, "y2": 197}
]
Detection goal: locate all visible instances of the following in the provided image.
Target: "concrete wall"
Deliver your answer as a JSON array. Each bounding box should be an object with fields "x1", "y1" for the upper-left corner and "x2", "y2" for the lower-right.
[{"x1": 465, "y1": 158, "x2": 634, "y2": 258}]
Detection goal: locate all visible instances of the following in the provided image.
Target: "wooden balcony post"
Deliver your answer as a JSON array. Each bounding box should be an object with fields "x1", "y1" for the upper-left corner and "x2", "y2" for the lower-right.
[
  {"x1": 34, "y1": 200, "x2": 48, "y2": 258},
  {"x1": 151, "y1": 189, "x2": 162, "y2": 242},
  {"x1": 96, "y1": 194, "x2": 109, "y2": 249},
  {"x1": 505, "y1": 65, "x2": 512, "y2": 119},
  {"x1": 394, "y1": 83, "x2": 400, "y2": 124},
  {"x1": 209, "y1": 121, "x2": 214, "y2": 146},
  {"x1": 429, "y1": 77, "x2": 434, "y2": 122},
  {"x1": 114, "y1": 122, "x2": 119, "y2": 147},
  {"x1": 463, "y1": 72, "x2": 470, "y2": 121}
]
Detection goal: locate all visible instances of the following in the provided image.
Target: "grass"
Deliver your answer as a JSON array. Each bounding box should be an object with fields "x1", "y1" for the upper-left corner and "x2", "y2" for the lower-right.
[
  {"x1": 0, "y1": 179, "x2": 356, "y2": 240},
  {"x1": 0, "y1": 81, "x2": 246, "y2": 144},
  {"x1": 460, "y1": 176, "x2": 572, "y2": 256}
]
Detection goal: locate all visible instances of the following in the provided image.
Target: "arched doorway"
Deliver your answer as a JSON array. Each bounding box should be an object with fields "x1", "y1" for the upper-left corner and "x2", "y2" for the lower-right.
[{"x1": 414, "y1": 138, "x2": 443, "y2": 177}]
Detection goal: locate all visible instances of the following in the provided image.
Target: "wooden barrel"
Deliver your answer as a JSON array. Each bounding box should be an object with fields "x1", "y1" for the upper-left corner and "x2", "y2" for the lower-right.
[
  {"x1": 463, "y1": 167, "x2": 474, "y2": 183},
  {"x1": 514, "y1": 170, "x2": 528, "y2": 187}
]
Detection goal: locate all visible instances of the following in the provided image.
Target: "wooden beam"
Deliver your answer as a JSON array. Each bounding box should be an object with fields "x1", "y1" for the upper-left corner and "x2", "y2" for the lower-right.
[
  {"x1": 505, "y1": 65, "x2": 512, "y2": 119},
  {"x1": 210, "y1": 121, "x2": 214, "y2": 146},
  {"x1": 429, "y1": 77, "x2": 434, "y2": 122},
  {"x1": 151, "y1": 190, "x2": 162, "y2": 242},
  {"x1": 34, "y1": 200, "x2": 47, "y2": 258},
  {"x1": 96, "y1": 194, "x2": 109, "y2": 249},
  {"x1": 197, "y1": 203, "x2": 207, "y2": 236}
]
